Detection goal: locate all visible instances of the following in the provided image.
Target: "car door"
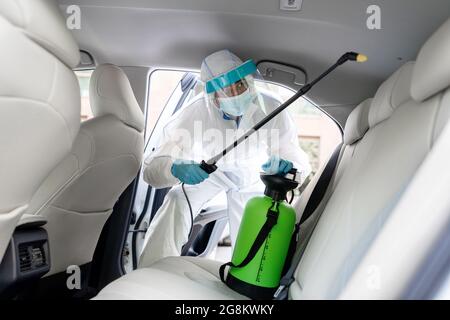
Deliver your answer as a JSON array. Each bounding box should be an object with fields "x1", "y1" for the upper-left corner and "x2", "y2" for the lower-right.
[{"x1": 124, "y1": 71, "x2": 229, "y2": 272}]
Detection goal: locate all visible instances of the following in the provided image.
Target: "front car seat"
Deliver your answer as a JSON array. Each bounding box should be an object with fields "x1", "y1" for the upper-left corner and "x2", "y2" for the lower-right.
[
  {"x1": 0, "y1": 0, "x2": 81, "y2": 262},
  {"x1": 27, "y1": 64, "x2": 144, "y2": 275}
]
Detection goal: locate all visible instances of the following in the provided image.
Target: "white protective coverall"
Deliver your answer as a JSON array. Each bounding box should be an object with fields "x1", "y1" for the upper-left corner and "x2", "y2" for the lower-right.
[{"x1": 139, "y1": 50, "x2": 311, "y2": 268}]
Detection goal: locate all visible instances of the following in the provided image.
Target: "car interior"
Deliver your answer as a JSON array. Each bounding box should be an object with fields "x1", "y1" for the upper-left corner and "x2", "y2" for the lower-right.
[{"x1": 1, "y1": 0, "x2": 450, "y2": 300}]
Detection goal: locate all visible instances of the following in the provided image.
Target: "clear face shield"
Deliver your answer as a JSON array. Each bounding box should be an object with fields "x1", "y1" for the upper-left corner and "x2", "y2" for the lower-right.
[
  {"x1": 202, "y1": 53, "x2": 270, "y2": 119},
  {"x1": 199, "y1": 51, "x2": 282, "y2": 174}
]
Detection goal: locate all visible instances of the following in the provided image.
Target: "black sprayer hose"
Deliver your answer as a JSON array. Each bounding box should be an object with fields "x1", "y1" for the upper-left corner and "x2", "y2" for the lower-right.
[{"x1": 181, "y1": 183, "x2": 194, "y2": 241}]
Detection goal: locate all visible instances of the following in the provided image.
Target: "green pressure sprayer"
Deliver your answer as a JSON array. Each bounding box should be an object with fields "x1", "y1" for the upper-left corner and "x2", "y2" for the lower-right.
[
  {"x1": 221, "y1": 171, "x2": 301, "y2": 299},
  {"x1": 196, "y1": 52, "x2": 367, "y2": 299}
]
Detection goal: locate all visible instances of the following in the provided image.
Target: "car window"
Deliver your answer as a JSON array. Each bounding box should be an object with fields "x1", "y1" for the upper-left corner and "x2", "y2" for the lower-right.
[
  {"x1": 255, "y1": 81, "x2": 342, "y2": 176},
  {"x1": 145, "y1": 70, "x2": 186, "y2": 140}
]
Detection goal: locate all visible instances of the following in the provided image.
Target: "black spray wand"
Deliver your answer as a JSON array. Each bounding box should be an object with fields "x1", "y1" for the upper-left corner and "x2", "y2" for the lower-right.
[{"x1": 200, "y1": 51, "x2": 367, "y2": 174}]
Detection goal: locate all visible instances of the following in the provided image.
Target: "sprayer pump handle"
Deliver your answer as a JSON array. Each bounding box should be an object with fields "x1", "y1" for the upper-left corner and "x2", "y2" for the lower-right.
[{"x1": 200, "y1": 160, "x2": 218, "y2": 174}]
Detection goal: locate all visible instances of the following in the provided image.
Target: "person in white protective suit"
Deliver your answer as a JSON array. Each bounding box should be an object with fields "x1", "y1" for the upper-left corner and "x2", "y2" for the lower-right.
[{"x1": 139, "y1": 49, "x2": 311, "y2": 267}]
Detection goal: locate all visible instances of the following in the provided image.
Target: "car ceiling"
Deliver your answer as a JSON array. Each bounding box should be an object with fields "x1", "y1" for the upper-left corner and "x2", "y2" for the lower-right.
[{"x1": 58, "y1": 0, "x2": 450, "y2": 109}]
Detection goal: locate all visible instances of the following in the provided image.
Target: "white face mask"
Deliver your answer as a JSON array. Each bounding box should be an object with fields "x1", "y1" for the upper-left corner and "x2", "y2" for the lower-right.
[{"x1": 217, "y1": 89, "x2": 254, "y2": 117}]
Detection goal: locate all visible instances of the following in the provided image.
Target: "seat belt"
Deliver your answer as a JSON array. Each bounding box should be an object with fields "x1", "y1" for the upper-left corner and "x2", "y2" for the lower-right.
[
  {"x1": 274, "y1": 143, "x2": 344, "y2": 300},
  {"x1": 281, "y1": 143, "x2": 343, "y2": 273},
  {"x1": 300, "y1": 143, "x2": 343, "y2": 225}
]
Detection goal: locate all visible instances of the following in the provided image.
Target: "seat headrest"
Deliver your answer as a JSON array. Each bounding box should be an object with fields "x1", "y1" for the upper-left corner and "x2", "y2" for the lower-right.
[
  {"x1": 90, "y1": 64, "x2": 145, "y2": 132},
  {"x1": 411, "y1": 18, "x2": 450, "y2": 102},
  {"x1": 0, "y1": 0, "x2": 80, "y2": 68},
  {"x1": 369, "y1": 62, "x2": 414, "y2": 128},
  {"x1": 343, "y1": 98, "x2": 372, "y2": 145}
]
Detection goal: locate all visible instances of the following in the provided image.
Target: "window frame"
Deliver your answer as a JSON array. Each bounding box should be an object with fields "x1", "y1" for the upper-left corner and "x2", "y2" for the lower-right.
[{"x1": 259, "y1": 79, "x2": 344, "y2": 135}]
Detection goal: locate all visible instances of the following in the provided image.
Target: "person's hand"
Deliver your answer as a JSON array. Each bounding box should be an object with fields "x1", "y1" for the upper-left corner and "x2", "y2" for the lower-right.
[
  {"x1": 262, "y1": 155, "x2": 293, "y2": 175},
  {"x1": 171, "y1": 159, "x2": 209, "y2": 185}
]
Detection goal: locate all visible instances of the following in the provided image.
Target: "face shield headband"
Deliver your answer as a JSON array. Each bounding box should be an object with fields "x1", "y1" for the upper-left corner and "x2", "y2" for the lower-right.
[{"x1": 205, "y1": 59, "x2": 257, "y2": 94}]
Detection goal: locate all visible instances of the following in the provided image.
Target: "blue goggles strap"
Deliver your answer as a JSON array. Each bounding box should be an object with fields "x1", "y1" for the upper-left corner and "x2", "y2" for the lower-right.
[{"x1": 205, "y1": 59, "x2": 257, "y2": 94}]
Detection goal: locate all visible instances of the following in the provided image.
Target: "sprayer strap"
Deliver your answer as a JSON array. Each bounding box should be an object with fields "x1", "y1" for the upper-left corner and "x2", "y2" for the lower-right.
[{"x1": 219, "y1": 204, "x2": 279, "y2": 282}]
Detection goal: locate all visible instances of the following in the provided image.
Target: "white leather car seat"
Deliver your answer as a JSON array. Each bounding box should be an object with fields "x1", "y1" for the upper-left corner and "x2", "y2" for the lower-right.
[
  {"x1": 26, "y1": 64, "x2": 144, "y2": 275},
  {"x1": 93, "y1": 96, "x2": 373, "y2": 300},
  {"x1": 0, "y1": 0, "x2": 80, "y2": 262},
  {"x1": 95, "y1": 17, "x2": 450, "y2": 300}
]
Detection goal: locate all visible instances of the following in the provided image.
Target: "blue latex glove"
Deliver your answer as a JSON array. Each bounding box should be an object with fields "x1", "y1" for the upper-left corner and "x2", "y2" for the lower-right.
[
  {"x1": 171, "y1": 159, "x2": 209, "y2": 185},
  {"x1": 262, "y1": 155, "x2": 293, "y2": 175}
]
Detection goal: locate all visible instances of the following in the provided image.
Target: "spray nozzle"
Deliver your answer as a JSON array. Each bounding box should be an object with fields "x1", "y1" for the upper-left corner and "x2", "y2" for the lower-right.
[
  {"x1": 337, "y1": 52, "x2": 368, "y2": 65},
  {"x1": 356, "y1": 54, "x2": 368, "y2": 62}
]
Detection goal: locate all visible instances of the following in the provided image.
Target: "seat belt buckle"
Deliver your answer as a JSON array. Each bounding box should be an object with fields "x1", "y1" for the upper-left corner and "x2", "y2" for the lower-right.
[
  {"x1": 273, "y1": 277, "x2": 294, "y2": 299},
  {"x1": 273, "y1": 285, "x2": 286, "y2": 299}
]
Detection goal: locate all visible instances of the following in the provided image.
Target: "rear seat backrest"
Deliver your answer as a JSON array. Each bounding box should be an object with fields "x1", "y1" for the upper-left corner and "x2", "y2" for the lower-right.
[
  {"x1": 341, "y1": 18, "x2": 450, "y2": 298},
  {"x1": 411, "y1": 17, "x2": 450, "y2": 142},
  {"x1": 291, "y1": 54, "x2": 450, "y2": 299},
  {"x1": 295, "y1": 98, "x2": 372, "y2": 220},
  {"x1": 343, "y1": 99, "x2": 372, "y2": 146},
  {"x1": 335, "y1": 97, "x2": 373, "y2": 185}
]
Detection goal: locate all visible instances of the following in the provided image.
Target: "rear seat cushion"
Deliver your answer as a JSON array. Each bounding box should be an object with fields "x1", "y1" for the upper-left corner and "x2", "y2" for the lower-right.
[
  {"x1": 94, "y1": 257, "x2": 246, "y2": 300},
  {"x1": 343, "y1": 98, "x2": 372, "y2": 145}
]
